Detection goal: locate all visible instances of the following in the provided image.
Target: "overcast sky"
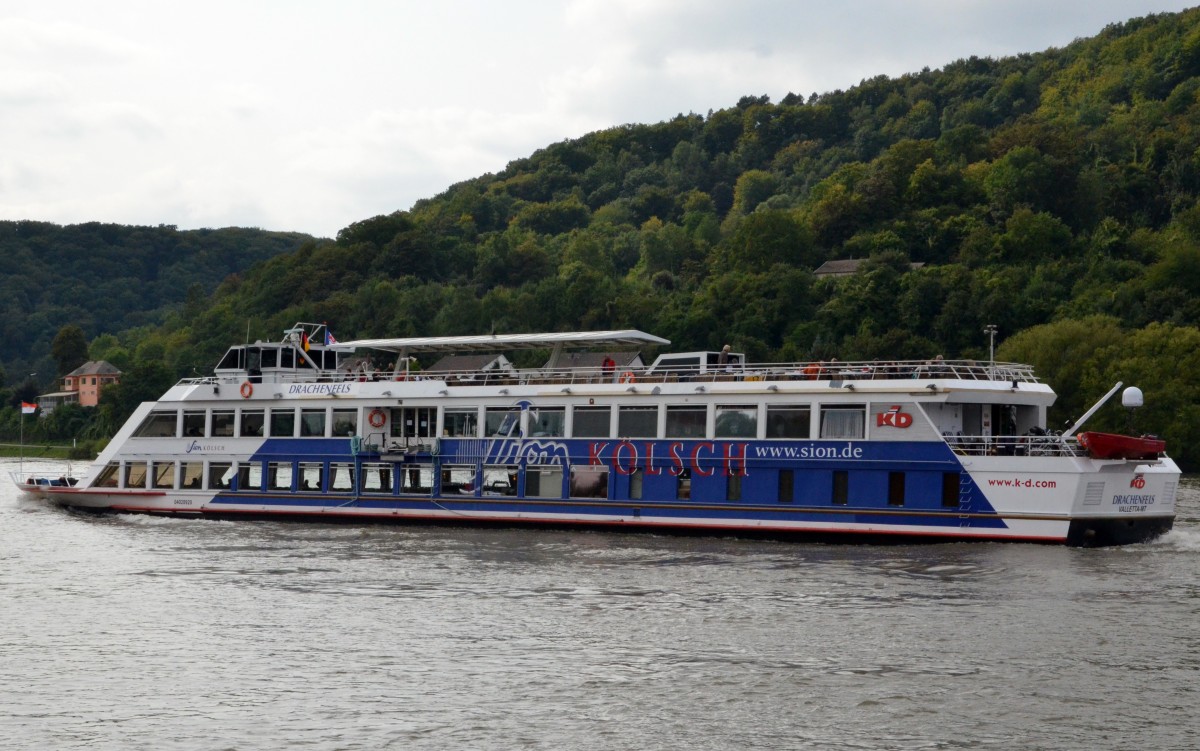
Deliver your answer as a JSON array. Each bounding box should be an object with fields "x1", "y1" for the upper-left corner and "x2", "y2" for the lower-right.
[{"x1": 1, "y1": 1, "x2": 1193, "y2": 238}]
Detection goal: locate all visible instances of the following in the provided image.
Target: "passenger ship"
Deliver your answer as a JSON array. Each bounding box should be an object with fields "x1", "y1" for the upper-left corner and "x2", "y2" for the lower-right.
[{"x1": 17, "y1": 323, "x2": 1180, "y2": 546}]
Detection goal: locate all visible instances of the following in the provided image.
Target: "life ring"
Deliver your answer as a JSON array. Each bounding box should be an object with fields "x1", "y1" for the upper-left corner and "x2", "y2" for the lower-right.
[
  {"x1": 368, "y1": 408, "x2": 386, "y2": 428},
  {"x1": 619, "y1": 371, "x2": 636, "y2": 384},
  {"x1": 239, "y1": 381, "x2": 253, "y2": 398}
]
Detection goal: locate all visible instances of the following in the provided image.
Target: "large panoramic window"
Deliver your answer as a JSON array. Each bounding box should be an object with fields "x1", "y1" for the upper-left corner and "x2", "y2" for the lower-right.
[
  {"x1": 820, "y1": 404, "x2": 865, "y2": 440},
  {"x1": 529, "y1": 407, "x2": 565, "y2": 437},
  {"x1": 152, "y1": 461, "x2": 175, "y2": 489},
  {"x1": 527, "y1": 465, "x2": 564, "y2": 498},
  {"x1": 134, "y1": 411, "x2": 176, "y2": 438},
  {"x1": 182, "y1": 411, "x2": 205, "y2": 438},
  {"x1": 208, "y1": 462, "x2": 233, "y2": 490},
  {"x1": 269, "y1": 409, "x2": 295, "y2": 438},
  {"x1": 617, "y1": 406, "x2": 657, "y2": 438},
  {"x1": 211, "y1": 410, "x2": 235, "y2": 438},
  {"x1": 444, "y1": 409, "x2": 478, "y2": 437},
  {"x1": 125, "y1": 461, "x2": 147, "y2": 488},
  {"x1": 715, "y1": 405, "x2": 757, "y2": 438},
  {"x1": 300, "y1": 409, "x2": 326, "y2": 437},
  {"x1": 572, "y1": 406, "x2": 610, "y2": 438},
  {"x1": 240, "y1": 410, "x2": 265, "y2": 437},
  {"x1": 360, "y1": 463, "x2": 393, "y2": 494},
  {"x1": 331, "y1": 409, "x2": 357, "y2": 437},
  {"x1": 265, "y1": 462, "x2": 291, "y2": 491},
  {"x1": 665, "y1": 405, "x2": 706, "y2": 438},
  {"x1": 569, "y1": 465, "x2": 608, "y2": 499},
  {"x1": 94, "y1": 463, "x2": 120, "y2": 488},
  {"x1": 767, "y1": 406, "x2": 811, "y2": 439}
]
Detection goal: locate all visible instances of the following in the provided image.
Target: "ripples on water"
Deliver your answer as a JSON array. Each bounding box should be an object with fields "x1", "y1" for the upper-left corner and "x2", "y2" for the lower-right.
[{"x1": 2, "y1": 459, "x2": 1198, "y2": 750}]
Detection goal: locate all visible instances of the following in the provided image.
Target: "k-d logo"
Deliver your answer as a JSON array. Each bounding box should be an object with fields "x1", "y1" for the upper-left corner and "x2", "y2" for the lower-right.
[
  {"x1": 876, "y1": 406, "x2": 913, "y2": 429},
  {"x1": 1130, "y1": 474, "x2": 1146, "y2": 489}
]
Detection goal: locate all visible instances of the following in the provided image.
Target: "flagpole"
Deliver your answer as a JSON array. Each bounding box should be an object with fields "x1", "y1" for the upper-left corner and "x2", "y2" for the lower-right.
[{"x1": 20, "y1": 372, "x2": 35, "y2": 477}]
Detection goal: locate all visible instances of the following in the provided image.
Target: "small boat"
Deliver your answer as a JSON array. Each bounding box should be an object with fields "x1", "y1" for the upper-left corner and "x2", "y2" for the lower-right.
[{"x1": 1077, "y1": 432, "x2": 1166, "y2": 461}]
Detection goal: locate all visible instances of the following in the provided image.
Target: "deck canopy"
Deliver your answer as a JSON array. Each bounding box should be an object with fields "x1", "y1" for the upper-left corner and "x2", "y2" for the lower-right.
[
  {"x1": 335, "y1": 330, "x2": 670, "y2": 372},
  {"x1": 335, "y1": 330, "x2": 669, "y2": 354}
]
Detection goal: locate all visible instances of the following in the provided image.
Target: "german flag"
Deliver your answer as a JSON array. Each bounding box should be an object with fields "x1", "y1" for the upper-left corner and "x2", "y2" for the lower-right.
[{"x1": 301, "y1": 332, "x2": 310, "y2": 351}]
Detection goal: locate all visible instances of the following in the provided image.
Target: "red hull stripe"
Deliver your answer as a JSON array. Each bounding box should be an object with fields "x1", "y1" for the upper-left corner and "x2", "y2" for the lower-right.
[{"x1": 102, "y1": 504, "x2": 1066, "y2": 543}]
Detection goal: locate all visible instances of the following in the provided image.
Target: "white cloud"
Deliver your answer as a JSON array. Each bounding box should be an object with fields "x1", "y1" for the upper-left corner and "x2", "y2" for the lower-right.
[{"x1": 0, "y1": 1, "x2": 1192, "y2": 237}]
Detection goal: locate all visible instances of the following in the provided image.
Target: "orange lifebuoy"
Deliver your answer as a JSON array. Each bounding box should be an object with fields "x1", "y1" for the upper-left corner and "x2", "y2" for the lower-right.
[
  {"x1": 240, "y1": 381, "x2": 253, "y2": 398},
  {"x1": 368, "y1": 408, "x2": 386, "y2": 428},
  {"x1": 619, "y1": 371, "x2": 636, "y2": 384}
]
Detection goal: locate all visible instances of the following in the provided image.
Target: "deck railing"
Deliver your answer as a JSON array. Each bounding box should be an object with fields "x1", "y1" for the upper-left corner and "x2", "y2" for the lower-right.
[
  {"x1": 946, "y1": 434, "x2": 1086, "y2": 457},
  {"x1": 179, "y1": 358, "x2": 1041, "y2": 389}
]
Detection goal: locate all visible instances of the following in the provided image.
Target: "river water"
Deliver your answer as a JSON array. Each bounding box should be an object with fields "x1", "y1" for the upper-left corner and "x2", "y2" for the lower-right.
[{"x1": 2, "y1": 458, "x2": 1198, "y2": 751}]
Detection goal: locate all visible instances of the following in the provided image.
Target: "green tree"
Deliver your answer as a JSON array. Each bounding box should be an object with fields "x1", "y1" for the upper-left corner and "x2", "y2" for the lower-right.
[{"x1": 51, "y1": 324, "x2": 89, "y2": 376}]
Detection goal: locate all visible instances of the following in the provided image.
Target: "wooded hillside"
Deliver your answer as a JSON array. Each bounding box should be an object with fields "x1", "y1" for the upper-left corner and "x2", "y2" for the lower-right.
[{"x1": 11, "y1": 9, "x2": 1200, "y2": 467}]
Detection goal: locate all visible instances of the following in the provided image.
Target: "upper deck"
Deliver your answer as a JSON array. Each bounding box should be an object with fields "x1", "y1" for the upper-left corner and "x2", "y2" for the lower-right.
[{"x1": 194, "y1": 323, "x2": 1042, "y2": 393}]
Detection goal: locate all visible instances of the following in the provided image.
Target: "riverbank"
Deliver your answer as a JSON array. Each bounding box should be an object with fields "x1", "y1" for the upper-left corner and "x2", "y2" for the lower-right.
[{"x1": 0, "y1": 443, "x2": 79, "y2": 460}]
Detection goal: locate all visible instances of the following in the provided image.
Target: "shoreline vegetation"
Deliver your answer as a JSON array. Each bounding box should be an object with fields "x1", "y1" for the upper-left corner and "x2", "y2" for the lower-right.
[{"x1": 0, "y1": 443, "x2": 89, "y2": 460}]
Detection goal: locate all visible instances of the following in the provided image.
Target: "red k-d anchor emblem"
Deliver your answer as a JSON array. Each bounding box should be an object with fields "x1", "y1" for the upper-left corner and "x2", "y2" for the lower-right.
[
  {"x1": 1130, "y1": 474, "x2": 1146, "y2": 489},
  {"x1": 876, "y1": 405, "x2": 913, "y2": 429}
]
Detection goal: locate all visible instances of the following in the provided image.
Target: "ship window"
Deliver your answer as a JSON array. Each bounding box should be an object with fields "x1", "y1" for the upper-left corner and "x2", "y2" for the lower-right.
[
  {"x1": 767, "y1": 406, "x2": 811, "y2": 438},
  {"x1": 820, "y1": 405, "x2": 865, "y2": 439},
  {"x1": 152, "y1": 461, "x2": 176, "y2": 489},
  {"x1": 394, "y1": 407, "x2": 435, "y2": 438},
  {"x1": 330, "y1": 463, "x2": 355, "y2": 492},
  {"x1": 183, "y1": 410, "x2": 206, "y2": 437},
  {"x1": 630, "y1": 468, "x2": 643, "y2": 501},
  {"x1": 441, "y1": 465, "x2": 477, "y2": 494},
  {"x1": 572, "y1": 406, "x2": 611, "y2": 438},
  {"x1": 216, "y1": 348, "x2": 244, "y2": 370},
  {"x1": 569, "y1": 465, "x2": 609, "y2": 499},
  {"x1": 180, "y1": 462, "x2": 203, "y2": 489},
  {"x1": 300, "y1": 409, "x2": 326, "y2": 437},
  {"x1": 125, "y1": 461, "x2": 147, "y2": 488},
  {"x1": 726, "y1": 472, "x2": 742, "y2": 501},
  {"x1": 527, "y1": 465, "x2": 563, "y2": 499},
  {"x1": 208, "y1": 462, "x2": 233, "y2": 490},
  {"x1": 444, "y1": 409, "x2": 478, "y2": 437},
  {"x1": 530, "y1": 407, "x2": 565, "y2": 437},
  {"x1": 211, "y1": 410, "x2": 235, "y2": 437},
  {"x1": 618, "y1": 406, "x2": 657, "y2": 438},
  {"x1": 483, "y1": 465, "x2": 518, "y2": 496},
  {"x1": 832, "y1": 470, "x2": 848, "y2": 505},
  {"x1": 778, "y1": 469, "x2": 794, "y2": 503},
  {"x1": 235, "y1": 462, "x2": 262, "y2": 491},
  {"x1": 94, "y1": 463, "x2": 119, "y2": 488},
  {"x1": 400, "y1": 464, "x2": 432, "y2": 494},
  {"x1": 942, "y1": 473, "x2": 960, "y2": 507},
  {"x1": 676, "y1": 468, "x2": 691, "y2": 500},
  {"x1": 715, "y1": 405, "x2": 757, "y2": 438},
  {"x1": 486, "y1": 407, "x2": 520, "y2": 437},
  {"x1": 666, "y1": 405, "x2": 706, "y2": 438},
  {"x1": 240, "y1": 410, "x2": 265, "y2": 437},
  {"x1": 888, "y1": 472, "x2": 905, "y2": 506},
  {"x1": 260, "y1": 348, "x2": 278, "y2": 368},
  {"x1": 281, "y1": 348, "x2": 295, "y2": 368},
  {"x1": 268, "y1": 462, "x2": 293, "y2": 491},
  {"x1": 360, "y1": 463, "x2": 392, "y2": 494},
  {"x1": 134, "y1": 411, "x2": 177, "y2": 438},
  {"x1": 295, "y1": 349, "x2": 314, "y2": 368},
  {"x1": 332, "y1": 409, "x2": 357, "y2": 437},
  {"x1": 298, "y1": 462, "x2": 323, "y2": 491},
  {"x1": 269, "y1": 409, "x2": 296, "y2": 437}
]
